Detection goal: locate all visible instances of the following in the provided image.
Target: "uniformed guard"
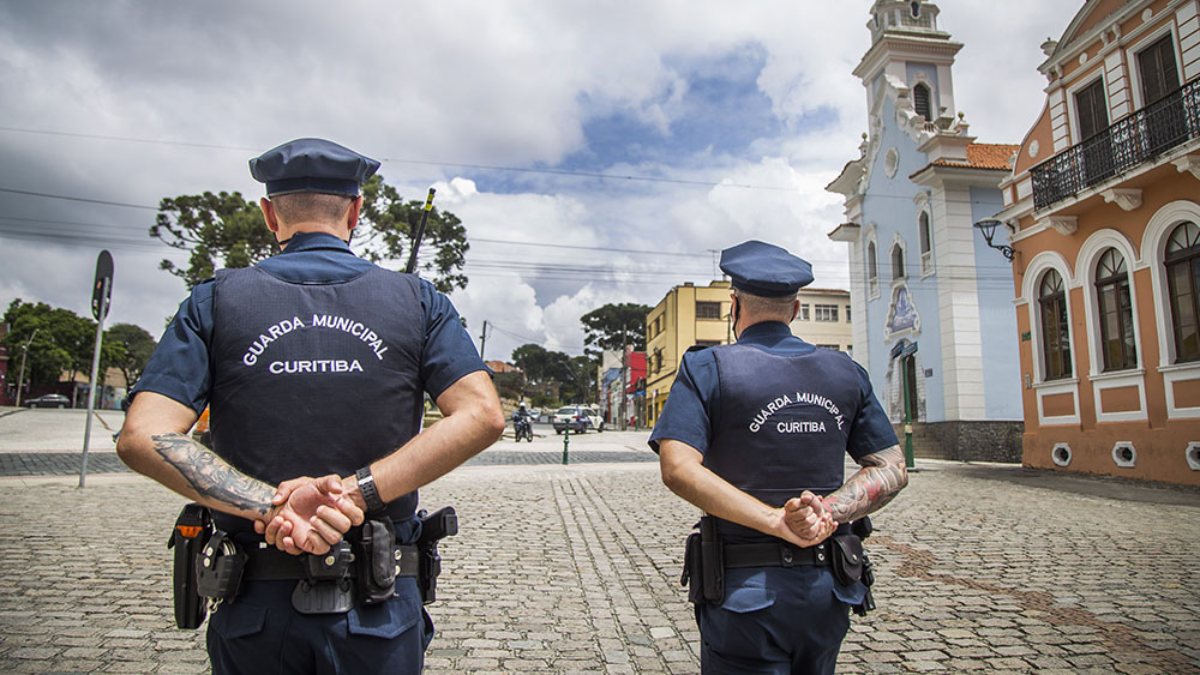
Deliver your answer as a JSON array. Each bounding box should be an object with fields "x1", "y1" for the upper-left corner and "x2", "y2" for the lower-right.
[
  {"x1": 117, "y1": 138, "x2": 505, "y2": 674},
  {"x1": 652, "y1": 240, "x2": 908, "y2": 674}
]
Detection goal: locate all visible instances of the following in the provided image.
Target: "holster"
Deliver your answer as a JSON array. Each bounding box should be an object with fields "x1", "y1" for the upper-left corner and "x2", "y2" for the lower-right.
[
  {"x1": 167, "y1": 503, "x2": 211, "y2": 629},
  {"x1": 416, "y1": 506, "x2": 459, "y2": 605},
  {"x1": 835, "y1": 517, "x2": 877, "y2": 617},
  {"x1": 680, "y1": 517, "x2": 724, "y2": 604}
]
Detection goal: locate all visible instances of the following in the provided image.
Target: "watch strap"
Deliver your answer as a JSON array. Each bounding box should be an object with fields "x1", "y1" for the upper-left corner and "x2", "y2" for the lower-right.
[{"x1": 355, "y1": 466, "x2": 386, "y2": 515}]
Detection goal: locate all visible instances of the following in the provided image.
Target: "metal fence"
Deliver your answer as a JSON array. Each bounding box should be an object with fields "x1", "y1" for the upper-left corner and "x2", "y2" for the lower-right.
[{"x1": 1031, "y1": 77, "x2": 1200, "y2": 210}]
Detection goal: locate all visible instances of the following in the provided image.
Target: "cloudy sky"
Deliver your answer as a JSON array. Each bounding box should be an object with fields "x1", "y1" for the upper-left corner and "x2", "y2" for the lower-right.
[{"x1": 0, "y1": 1, "x2": 1081, "y2": 361}]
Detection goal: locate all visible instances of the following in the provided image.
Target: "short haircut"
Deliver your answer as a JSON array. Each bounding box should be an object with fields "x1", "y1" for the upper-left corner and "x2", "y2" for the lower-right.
[
  {"x1": 271, "y1": 192, "x2": 353, "y2": 225},
  {"x1": 734, "y1": 289, "x2": 798, "y2": 319}
]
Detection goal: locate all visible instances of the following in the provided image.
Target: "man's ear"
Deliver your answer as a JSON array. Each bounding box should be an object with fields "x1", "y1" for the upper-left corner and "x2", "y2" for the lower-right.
[
  {"x1": 791, "y1": 298, "x2": 801, "y2": 323},
  {"x1": 346, "y1": 195, "x2": 363, "y2": 232},
  {"x1": 259, "y1": 197, "x2": 280, "y2": 233}
]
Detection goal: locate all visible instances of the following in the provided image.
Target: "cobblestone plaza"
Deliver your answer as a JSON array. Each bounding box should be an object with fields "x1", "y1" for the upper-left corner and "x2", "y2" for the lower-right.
[{"x1": 0, "y1": 410, "x2": 1197, "y2": 673}]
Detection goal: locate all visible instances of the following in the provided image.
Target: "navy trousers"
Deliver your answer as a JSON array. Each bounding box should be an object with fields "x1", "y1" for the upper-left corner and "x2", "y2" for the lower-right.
[
  {"x1": 206, "y1": 576, "x2": 431, "y2": 674},
  {"x1": 697, "y1": 566, "x2": 862, "y2": 675}
]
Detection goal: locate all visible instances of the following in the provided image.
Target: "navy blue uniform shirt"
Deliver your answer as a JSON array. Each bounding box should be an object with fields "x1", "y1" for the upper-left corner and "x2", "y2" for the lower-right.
[
  {"x1": 648, "y1": 321, "x2": 896, "y2": 458},
  {"x1": 134, "y1": 231, "x2": 485, "y2": 412}
]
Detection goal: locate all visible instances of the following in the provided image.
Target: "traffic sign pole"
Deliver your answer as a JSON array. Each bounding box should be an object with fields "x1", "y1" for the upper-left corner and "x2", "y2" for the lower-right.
[{"x1": 81, "y1": 251, "x2": 114, "y2": 488}]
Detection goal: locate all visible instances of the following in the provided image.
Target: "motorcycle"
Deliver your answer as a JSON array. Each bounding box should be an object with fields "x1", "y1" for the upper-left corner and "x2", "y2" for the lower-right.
[{"x1": 513, "y1": 415, "x2": 534, "y2": 442}]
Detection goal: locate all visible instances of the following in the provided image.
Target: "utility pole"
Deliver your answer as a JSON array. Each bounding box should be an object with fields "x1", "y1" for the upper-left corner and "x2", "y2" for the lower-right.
[
  {"x1": 14, "y1": 328, "x2": 40, "y2": 407},
  {"x1": 478, "y1": 320, "x2": 489, "y2": 360},
  {"x1": 620, "y1": 322, "x2": 628, "y2": 431}
]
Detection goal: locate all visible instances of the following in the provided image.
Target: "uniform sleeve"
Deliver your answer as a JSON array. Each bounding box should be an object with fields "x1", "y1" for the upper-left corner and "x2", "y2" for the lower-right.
[
  {"x1": 419, "y1": 281, "x2": 488, "y2": 400},
  {"x1": 845, "y1": 360, "x2": 899, "y2": 460},
  {"x1": 647, "y1": 350, "x2": 719, "y2": 454},
  {"x1": 129, "y1": 281, "x2": 215, "y2": 414}
]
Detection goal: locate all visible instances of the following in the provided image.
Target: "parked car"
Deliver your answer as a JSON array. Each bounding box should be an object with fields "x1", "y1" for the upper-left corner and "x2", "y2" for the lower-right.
[
  {"x1": 552, "y1": 405, "x2": 605, "y2": 434},
  {"x1": 24, "y1": 394, "x2": 70, "y2": 409}
]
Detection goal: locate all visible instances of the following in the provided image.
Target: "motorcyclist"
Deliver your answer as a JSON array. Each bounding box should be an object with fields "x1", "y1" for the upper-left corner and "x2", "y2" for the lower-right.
[{"x1": 511, "y1": 403, "x2": 533, "y2": 442}]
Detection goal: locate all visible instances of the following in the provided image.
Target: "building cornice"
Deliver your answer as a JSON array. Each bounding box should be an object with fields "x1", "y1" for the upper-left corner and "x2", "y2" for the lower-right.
[{"x1": 853, "y1": 34, "x2": 963, "y2": 81}]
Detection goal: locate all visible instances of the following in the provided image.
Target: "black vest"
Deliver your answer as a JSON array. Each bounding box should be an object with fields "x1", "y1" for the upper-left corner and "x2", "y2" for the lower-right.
[
  {"x1": 707, "y1": 343, "x2": 863, "y2": 541},
  {"x1": 210, "y1": 265, "x2": 424, "y2": 534}
]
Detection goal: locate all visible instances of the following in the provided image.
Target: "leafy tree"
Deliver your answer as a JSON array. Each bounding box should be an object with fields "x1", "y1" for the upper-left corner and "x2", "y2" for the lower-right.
[
  {"x1": 107, "y1": 323, "x2": 157, "y2": 387},
  {"x1": 511, "y1": 343, "x2": 597, "y2": 405},
  {"x1": 151, "y1": 191, "x2": 274, "y2": 289},
  {"x1": 3, "y1": 300, "x2": 122, "y2": 389},
  {"x1": 581, "y1": 303, "x2": 651, "y2": 357},
  {"x1": 150, "y1": 175, "x2": 469, "y2": 292}
]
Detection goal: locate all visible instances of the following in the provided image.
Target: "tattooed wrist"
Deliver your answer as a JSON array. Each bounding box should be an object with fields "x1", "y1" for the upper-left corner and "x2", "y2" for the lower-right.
[
  {"x1": 152, "y1": 432, "x2": 274, "y2": 516},
  {"x1": 826, "y1": 445, "x2": 908, "y2": 523}
]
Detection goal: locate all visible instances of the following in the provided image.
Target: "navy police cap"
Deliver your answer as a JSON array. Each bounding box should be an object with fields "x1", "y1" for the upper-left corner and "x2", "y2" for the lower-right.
[
  {"x1": 249, "y1": 138, "x2": 381, "y2": 197},
  {"x1": 719, "y1": 240, "x2": 814, "y2": 297}
]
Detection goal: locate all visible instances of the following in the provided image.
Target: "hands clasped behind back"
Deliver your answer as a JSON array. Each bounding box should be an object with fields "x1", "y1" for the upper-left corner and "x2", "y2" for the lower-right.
[
  {"x1": 779, "y1": 490, "x2": 837, "y2": 548},
  {"x1": 253, "y1": 475, "x2": 366, "y2": 555}
]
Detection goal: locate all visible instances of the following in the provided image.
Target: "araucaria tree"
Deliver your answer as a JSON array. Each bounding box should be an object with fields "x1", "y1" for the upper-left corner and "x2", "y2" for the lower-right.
[{"x1": 151, "y1": 175, "x2": 469, "y2": 292}]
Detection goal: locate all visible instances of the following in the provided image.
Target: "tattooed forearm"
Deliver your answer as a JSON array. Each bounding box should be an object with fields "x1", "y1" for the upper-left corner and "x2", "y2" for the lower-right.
[
  {"x1": 152, "y1": 433, "x2": 275, "y2": 516},
  {"x1": 824, "y1": 445, "x2": 908, "y2": 524}
]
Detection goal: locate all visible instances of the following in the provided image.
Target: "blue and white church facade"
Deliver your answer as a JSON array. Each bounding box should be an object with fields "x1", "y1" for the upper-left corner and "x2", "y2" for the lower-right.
[{"x1": 826, "y1": 0, "x2": 1023, "y2": 461}]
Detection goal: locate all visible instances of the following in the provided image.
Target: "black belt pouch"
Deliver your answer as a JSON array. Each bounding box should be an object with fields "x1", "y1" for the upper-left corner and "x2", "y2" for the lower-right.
[
  {"x1": 829, "y1": 534, "x2": 864, "y2": 586},
  {"x1": 682, "y1": 530, "x2": 704, "y2": 604},
  {"x1": 356, "y1": 519, "x2": 398, "y2": 605}
]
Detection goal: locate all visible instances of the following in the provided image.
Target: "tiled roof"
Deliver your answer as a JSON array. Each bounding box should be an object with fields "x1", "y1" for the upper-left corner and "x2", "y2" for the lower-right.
[{"x1": 928, "y1": 143, "x2": 1019, "y2": 171}]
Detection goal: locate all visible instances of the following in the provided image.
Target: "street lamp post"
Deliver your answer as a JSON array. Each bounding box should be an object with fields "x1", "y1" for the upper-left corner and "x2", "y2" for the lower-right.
[
  {"x1": 14, "y1": 328, "x2": 41, "y2": 408},
  {"x1": 973, "y1": 219, "x2": 1015, "y2": 261}
]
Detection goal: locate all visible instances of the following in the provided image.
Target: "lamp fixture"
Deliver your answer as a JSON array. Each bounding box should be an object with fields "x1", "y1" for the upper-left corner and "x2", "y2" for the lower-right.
[{"x1": 973, "y1": 219, "x2": 1014, "y2": 261}]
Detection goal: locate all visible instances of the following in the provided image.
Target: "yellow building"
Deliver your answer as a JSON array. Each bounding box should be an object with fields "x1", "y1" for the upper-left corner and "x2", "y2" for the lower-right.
[
  {"x1": 644, "y1": 282, "x2": 854, "y2": 426},
  {"x1": 789, "y1": 288, "x2": 854, "y2": 354},
  {"x1": 645, "y1": 281, "x2": 734, "y2": 426}
]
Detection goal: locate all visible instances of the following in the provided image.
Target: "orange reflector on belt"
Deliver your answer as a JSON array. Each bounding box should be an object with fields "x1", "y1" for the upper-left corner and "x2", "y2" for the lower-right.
[{"x1": 176, "y1": 525, "x2": 204, "y2": 539}]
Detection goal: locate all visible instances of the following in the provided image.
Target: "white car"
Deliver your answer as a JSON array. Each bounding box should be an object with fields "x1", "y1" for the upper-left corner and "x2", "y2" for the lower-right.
[{"x1": 552, "y1": 405, "x2": 605, "y2": 434}]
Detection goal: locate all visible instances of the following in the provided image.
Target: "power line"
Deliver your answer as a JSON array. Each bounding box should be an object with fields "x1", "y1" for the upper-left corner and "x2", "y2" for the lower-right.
[{"x1": 0, "y1": 187, "x2": 159, "y2": 210}]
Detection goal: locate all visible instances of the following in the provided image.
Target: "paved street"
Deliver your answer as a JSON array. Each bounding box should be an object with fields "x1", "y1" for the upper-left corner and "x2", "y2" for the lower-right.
[{"x1": 0, "y1": 409, "x2": 1198, "y2": 672}]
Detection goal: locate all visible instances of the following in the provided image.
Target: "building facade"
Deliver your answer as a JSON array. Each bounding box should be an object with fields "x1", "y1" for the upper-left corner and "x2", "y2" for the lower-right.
[
  {"x1": 994, "y1": 0, "x2": 1200, "y2": 484},
  {"x1": 789, "y1": 288, "x2": 854, "y2": 353},
  {"x1": 645, "y1": 281, "x2": 735, "y2": 427},
  {"x1": 826, "y1": 0, "x2": 1024, "y2": 462}
]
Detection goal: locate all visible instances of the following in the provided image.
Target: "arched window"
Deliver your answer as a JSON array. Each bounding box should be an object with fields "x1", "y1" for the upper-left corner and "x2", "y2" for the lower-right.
[
  {"x1": 1095, "y1": 248, "x2": 1137, "y2": 371},
  {"x1": 918, "y1": 212, "x2": 933, "y2": 274},
  {"x1": 910, "y1": 2, "x2": 921, "y2": 18},
  {"x1": 1039, "y1": 269, "x2": 1072, "y2": 380},
  {"x1": 913, "y1": 83, "x2": 933, "y2": 122},
  {"x1": 1166, "y1": 221, "x2": 1200, "y2": 362},
  {"x1": 892, "y1": 243, "x2": 905, "y2": 280},
  {"x1": 867, "y1": 241, "x2": 879, "y2": 295}
]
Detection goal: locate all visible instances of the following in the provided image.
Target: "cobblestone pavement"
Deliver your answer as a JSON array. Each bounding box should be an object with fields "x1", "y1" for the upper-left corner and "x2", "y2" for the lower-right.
[{"x1": 1, "y1": 437, "x2": 1198, "y2": 673}]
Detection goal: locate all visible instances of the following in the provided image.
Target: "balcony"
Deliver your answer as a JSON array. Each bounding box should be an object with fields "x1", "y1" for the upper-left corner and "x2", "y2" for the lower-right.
[{"x1": 1031, "y1": 77, "x2": 1200, "y2": 211}]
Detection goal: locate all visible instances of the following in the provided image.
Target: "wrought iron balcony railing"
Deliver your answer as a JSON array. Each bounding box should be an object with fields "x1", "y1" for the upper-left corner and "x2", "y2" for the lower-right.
[{"x1": 1031, "y1": 76, "x2": 1200, "y2": 210}]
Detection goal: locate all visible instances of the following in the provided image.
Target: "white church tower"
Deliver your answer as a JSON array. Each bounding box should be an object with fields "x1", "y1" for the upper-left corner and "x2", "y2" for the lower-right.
[{"x1": 826, "y1": 0, "x2": 1024, "y2": 462}]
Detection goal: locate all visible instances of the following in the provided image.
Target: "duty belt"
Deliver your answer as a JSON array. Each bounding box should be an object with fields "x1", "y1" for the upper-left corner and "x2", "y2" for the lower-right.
[
  {"x1": 723, "y1": 541, "x2": 830, "y2": 569},
  {"x1": 241, "y1": 544, "x2": 420, "y2": 581}
]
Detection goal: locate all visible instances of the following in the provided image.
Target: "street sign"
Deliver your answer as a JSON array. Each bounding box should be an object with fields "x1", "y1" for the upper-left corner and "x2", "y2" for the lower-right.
[
  {"x1": 82, "y1": 250, "x2": 114, "y2": 487},
  {"x1": 91, "y1": 250, "x2": 114, "y2": 321}
]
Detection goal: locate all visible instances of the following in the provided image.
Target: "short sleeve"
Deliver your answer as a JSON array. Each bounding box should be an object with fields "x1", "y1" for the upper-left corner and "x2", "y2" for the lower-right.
[
  {"x1": 845, "y1": 361, "x2": 899, "y2": 459},
  {"x1": 130, "y1": 281, "x2": 215, "y2": 414},
  {"x1": 419, "y1": 280, "x2": 487, "y2": 400},
  {"x1": 647, "y1": 350, "x2": 718, "y2": 454}
]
